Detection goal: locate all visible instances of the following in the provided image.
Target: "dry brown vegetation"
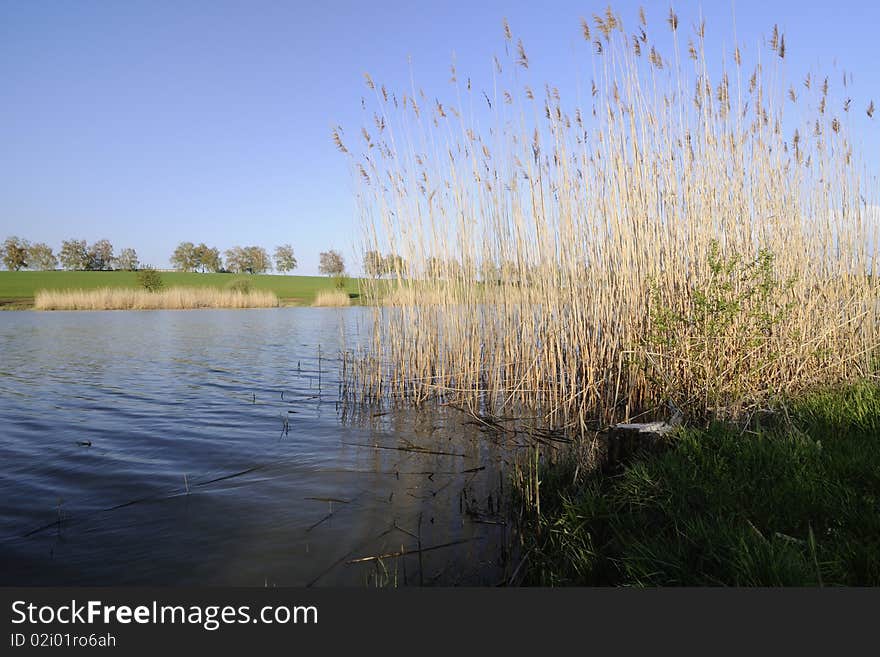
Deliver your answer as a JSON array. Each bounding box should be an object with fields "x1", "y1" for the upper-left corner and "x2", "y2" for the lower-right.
[
  {"x1": 34, "y1": 287, "x2": 279, "y2": 310},
  {"x1": 338, "y1": 6, "x2": 880, "y2": 433},
  {"x1": 312, "y1": 289, "x2": 352, "y2": 307}
]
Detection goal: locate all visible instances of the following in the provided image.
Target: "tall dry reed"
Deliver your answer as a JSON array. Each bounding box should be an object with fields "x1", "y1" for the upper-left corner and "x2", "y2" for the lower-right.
[
  {"x1": 312, "y1": 289, "x2": 352, "y2": 307},
  {"x1": 34, "y1": 287, "x2": 279, "y2": 310},
  {"x1": 338, "y1": 7, "x2": 880, "y2": 431}
]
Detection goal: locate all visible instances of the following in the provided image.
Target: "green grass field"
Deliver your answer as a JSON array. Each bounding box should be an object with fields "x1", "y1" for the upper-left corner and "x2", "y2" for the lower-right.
[
  {"x1": 521, "y1": 382, "x2": 880, "y2": 585},
  {"x1": 0, "y1": 271, "x2": 365, "y2": 308}
]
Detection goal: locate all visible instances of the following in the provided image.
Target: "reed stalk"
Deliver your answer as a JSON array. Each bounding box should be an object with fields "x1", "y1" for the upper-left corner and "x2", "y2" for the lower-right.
[
  {"x1": 312, "y1": 289, "x2": 353, "y2": 307},
  {"x1": 34, "y1": 287, "x2": 279, "y2": 310},
  {"x1": 338, "y1": 7, "x2": 880, "y2": 430}
]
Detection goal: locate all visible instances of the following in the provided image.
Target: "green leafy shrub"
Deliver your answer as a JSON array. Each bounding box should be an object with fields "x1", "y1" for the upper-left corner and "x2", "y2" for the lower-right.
[
  {"x1": 226, "y1": 279, "x2": 253, "y2": 293},
  {"x1": 646, "y1": 241, "x2": 797, "y2": 417},
  {"x1": 136, "y1": 266, "x2": 164, "y2": 292}
]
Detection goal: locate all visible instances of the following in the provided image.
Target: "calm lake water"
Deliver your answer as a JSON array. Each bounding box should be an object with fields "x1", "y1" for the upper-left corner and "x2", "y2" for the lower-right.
[{"x1": 0, "y1": 308, "x2": 514, "y2": 586}]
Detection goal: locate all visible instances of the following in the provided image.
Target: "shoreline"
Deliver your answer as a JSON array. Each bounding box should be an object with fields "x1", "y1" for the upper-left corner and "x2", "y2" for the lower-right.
[
  {"x1": 0, "y1": 297, "x2": 366, "y2": 310},
  {"x1": 0, "y1": 271, "x2": 366, "y2": 309},
  {"x1": 1, "y1": 298, "x2": 316, "y2": 311},
  {"x1": 0, "y1": 298, "x2": 344, "y2": 311}
]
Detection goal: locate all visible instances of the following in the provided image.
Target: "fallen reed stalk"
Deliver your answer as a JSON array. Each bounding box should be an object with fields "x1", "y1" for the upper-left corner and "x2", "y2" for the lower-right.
[
  {"x1": 346, "y1": 538, "x2": 476, "y2": 564},
  {"x1": 34, "y1": 287, "x2": 279, "y2": 310},
  {"x1": 338, "y1": 7, "x2": 880, "y2": 430}
]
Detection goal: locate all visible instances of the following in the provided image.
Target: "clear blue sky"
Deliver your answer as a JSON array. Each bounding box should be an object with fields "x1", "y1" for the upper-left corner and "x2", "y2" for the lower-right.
[{"x1": 2, "y1": 1, "x2": 878, "y2": 274}]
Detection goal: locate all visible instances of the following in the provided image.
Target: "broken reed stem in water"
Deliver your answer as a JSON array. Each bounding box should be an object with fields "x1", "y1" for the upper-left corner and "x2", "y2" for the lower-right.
[
  {"x1": 338, "y1": 7, "x2": 880, "y2": 431},
  {"x1": 346, "y1": 538, "x2": 476, "y2": 564}
]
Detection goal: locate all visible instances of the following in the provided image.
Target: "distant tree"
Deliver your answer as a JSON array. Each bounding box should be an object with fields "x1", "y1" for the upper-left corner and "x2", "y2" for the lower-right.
[
  {"x1": 202, "y1": 246, "x2": 222, "y2": 272},
  {"x1": 193, "y1": 243, "x2": 208, "y2": 271},
  {"x1": 480, "y1": 259, "x2": 500, "y2": 283},
  {"x1": 224, "y1": 246, "x2": 246, "y2": 273},
  {"x1": 274, "y1": 244, "x2": 298, "y2": 273},
  {"x1": 383, "y1": 253, "x2": 407, "y2": 277},
  {"x1": 2, "y1": 237, "x2": 30, "y2": 271},
  {"x1": 136, "y1": 266, "x2": 163, "y2": 292},
  {"x1": 243, "y1": 246, "x2": 271, "y2": 274},
  {"x1": 319, "y1": 250, "x2": 345, "y2": 277},
  {"x1": 460, "y1": 255, "x2": 477, "y2": 279},
  {"x1": 87, "y1": 239, "x2": 114, "y2": 270},
  {"x1": 425, "y1": 256, "x2": 443, "y2": 279},
  {"x1": 27, "y1": 242, "x2": 57, "y2": 270},
  {"x1": 59, "y1": 239, "x2": 90, "y2": 270},
  {"x1": 226, "y1": 278, "x2": 252, "y2": 293},
  {"x1": 171, "y1": 241, "x2": 198, "y2": 272},
  {"x1": 499, "y1": 259, "x2": 522, "y2": 284},
  {"x1": 225, "y1": 246, "x2": 270, "y2": 274},
  {"x1": 115, "y1": 248, "x2": 139, "y2": 271},
  {"x1": 426, "y1": 256, "x2": 461, "y2": 280},
  {"x1": 194, "y1": 243, "x2": 222, "y2": 273},
  {"x1": 363, "y1": 250, "x2": 384, "y2": 277}
]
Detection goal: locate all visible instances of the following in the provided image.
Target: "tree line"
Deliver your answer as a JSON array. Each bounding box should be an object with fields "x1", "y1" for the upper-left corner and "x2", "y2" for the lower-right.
[
  {"x1": 362, "y1": 250, "x2": 408, "y2": 278},
  {"x1": 1, "y1": 237, "x2": 139, "y2": 271},
  {"x1": 0, "y1": 237, "x2": 302, "y2": 274},
  {"x1": 1, "y1": 236, "x2": 351, "y2": 279},
  {"x1": 2, "y1": 236, "x2": 405, "y2": 280},
  {"x1": 170, "y1": 242, "x2": 304, "y2": 274}
]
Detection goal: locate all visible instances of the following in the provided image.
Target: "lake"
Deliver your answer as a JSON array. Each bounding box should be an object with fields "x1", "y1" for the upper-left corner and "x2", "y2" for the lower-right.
[{"x1": 0, "y1": 308, "x2": 514, "y2": 586}]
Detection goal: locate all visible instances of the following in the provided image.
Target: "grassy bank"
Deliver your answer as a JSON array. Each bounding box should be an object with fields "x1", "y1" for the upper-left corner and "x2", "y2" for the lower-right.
[
  {"x1": 0, "y1": 271, "x2": 363, "y2": 308},
  {"x1": 520, "y1": 383, "x2": 880, "y2": 586},
  {"x1": 34, "y1": 287, "x2": 279, "y2": 310}
]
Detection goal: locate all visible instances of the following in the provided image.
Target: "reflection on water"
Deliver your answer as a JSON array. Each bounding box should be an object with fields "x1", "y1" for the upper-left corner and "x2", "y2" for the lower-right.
[{"x1": 0, "y1": 308, "x2": 520, "y2": 586}]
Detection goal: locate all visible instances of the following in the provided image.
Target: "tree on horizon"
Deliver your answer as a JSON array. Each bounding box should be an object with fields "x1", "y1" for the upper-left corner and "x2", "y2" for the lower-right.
[
  {"x1": 274, "y1": 244, "x2": 298, "y2": 273},
  {"x1": 319, "y1": 250, "x2": 345, "y2": 277},
  {"x1": 115, "y1": 248, "x2": 139, "y2": 271},
  {"x1": 27, "y1": 243, "x2": 57, "y2": 270},
  {"x1": 225, "y1": 245, "x2": 271, "y2": 274},
  {"x1": 87, "y1": 239, "x2": 114, "y2": 270},
  {"x1": 1, "y1": 236, "x2": 29, "y2": 271},
  {"x1": 59, "y1": 239, "x2": 89, "y2": 270}
]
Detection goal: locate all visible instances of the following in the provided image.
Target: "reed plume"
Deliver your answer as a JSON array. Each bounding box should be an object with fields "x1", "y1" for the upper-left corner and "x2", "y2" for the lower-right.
[{"x1": 339, "y1": 7, "x2": 880, "y2": 432}]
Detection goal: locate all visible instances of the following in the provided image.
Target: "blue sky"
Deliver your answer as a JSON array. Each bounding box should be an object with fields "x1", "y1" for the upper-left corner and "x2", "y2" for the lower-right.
[{"x1": 2, "y1": 1, "x2": 878, "y2": 274}]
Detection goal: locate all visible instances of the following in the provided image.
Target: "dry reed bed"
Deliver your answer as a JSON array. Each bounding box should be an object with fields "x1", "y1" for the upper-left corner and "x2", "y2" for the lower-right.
[
  {"x1": 337, "y1": 7, "x2": 880, "y2": 432},
  {"x1": 312, "y1": 289, "x2": 353, "y2": 306},
  {"x1": 34, "y1": 287, "x2": 279, "y2": 310}
]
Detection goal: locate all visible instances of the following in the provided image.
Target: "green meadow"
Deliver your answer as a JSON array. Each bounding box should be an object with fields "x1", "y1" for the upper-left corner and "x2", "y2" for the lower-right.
[{"x1": 0, "y1": 271, "x2": 365, "y2": 308}]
